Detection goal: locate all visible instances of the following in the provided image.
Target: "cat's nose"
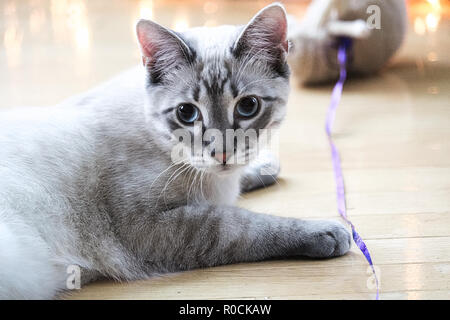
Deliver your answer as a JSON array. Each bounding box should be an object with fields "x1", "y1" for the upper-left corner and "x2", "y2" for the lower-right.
[{"x1": 212, "y1": 152, "x2": 229, "y2": 164}]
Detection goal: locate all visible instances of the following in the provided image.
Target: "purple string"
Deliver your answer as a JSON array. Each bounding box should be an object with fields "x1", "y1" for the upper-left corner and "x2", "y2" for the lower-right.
[{"x1": 325, "y1": 38, "x2": 379, "y2": 300}]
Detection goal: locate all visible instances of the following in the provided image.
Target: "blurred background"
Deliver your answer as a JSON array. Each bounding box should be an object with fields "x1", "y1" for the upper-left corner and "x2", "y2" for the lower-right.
[{"x1": 0, "y1": 0, "x2": 449, "y2": 107}]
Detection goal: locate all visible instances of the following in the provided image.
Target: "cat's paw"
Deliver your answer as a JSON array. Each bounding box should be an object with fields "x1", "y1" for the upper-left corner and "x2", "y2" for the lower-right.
[
  {"x1": 301, "y1": 220, "x2": 351, "y2": 258},
  {"x1": 240, "y1": 151, "x2": 280, "y2": 193}
]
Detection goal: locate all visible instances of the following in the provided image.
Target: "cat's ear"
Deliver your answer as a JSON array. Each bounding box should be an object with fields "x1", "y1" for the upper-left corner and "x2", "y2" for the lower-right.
[
  {"x1": 136, "y1": 19, "x2": 193, "y2": 83},
  {"x1": 233, "y1": 3, "x2": 289, "y2": 61}
]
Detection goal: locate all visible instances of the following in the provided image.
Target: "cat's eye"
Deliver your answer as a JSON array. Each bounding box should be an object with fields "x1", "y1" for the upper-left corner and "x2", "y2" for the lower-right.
[
  {"x1": 235, "y1": 96, "x2": 260, "y2": 118},
  {"x1": 177, "y1": 103, "x2": 200, "y2": 124}
]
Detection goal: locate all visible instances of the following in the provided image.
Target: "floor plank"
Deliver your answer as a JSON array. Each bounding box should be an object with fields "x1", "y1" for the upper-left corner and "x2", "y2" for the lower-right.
[{"x1": 67, "y1": 260, "x2": 449, "y2": 300}]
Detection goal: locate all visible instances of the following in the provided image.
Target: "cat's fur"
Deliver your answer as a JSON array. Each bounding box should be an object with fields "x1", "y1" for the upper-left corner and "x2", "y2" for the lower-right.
[{"x1": 0, "y1": 3, "x2": 350, "y2": 299}]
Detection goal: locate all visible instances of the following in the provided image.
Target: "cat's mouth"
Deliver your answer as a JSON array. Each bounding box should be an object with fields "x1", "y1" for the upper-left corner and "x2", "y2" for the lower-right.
[
  {"x1": 210, "y1": 165, "x2": 239, "y2": 177},
  {"x1": 197, "y1": 160, "x2": 244, "y2": 176},
  {"x1": 187, "y1": 149, "x2": 253, "y2": 175},
  {"x1": 209, "y1": 161, "x2": 249, "y2": 177}
]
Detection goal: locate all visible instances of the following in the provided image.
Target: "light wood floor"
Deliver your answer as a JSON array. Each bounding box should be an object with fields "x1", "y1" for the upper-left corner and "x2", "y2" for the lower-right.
[{"x1": 1, "y1": 0, "x2": 449, "y2": 300}]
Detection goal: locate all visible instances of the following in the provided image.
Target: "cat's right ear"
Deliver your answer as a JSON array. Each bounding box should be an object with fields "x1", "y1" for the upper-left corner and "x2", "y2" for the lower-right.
[{"x1": 136, "y1": 19, "x2": 193, "y2": 83}]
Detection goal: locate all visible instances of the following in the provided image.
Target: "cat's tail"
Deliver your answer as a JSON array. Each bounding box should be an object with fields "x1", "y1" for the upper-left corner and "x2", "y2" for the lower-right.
[
  {"x1": 287, "y1": 0, "x2": 407, "y2": 85},
  {"x1": 0, "y1": 217, "x2": 65, "y2": 299}
]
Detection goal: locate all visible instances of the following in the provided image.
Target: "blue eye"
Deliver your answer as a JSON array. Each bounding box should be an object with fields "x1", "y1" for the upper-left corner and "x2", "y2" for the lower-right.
[
  {"x1": 236, "y1": 96, "x2": 259, "y2": 118},
  {"x1": 177, "y1": 103, "x2": 200, "y2": 124}
]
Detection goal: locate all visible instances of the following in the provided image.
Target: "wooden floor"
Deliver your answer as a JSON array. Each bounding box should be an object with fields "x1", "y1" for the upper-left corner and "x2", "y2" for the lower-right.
[{"x1": 1, "y1": 0, "x2": 449, "y2": 300}]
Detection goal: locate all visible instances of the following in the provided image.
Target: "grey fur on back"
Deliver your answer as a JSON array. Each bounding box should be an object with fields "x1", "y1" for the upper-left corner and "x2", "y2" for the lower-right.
[{"x1": 0, "y1": 3, "x2": 350, "y2": 299}]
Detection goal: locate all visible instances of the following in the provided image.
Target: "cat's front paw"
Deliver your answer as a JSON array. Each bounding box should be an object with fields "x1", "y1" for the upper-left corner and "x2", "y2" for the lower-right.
[
  {"x1": 301, "y1": 220, "x2": 351, "y2": 258},
  {"x1": 241, "y1": 151, "x2": 280, "y2": 193}
]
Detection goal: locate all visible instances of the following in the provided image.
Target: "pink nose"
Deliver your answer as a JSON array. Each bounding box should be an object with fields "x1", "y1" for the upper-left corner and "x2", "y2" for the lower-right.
[{"x1": 213, "y1": 152, "x2": 228, "y2": 164}]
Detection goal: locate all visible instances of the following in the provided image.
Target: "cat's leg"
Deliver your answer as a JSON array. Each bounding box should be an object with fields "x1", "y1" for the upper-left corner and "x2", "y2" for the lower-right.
[
  {"x1": 240, "y1": 151, "x2": 280, "y2": 193},
  {"x1": 139, "y1": 205, "x2": 351, "y2": 273}
]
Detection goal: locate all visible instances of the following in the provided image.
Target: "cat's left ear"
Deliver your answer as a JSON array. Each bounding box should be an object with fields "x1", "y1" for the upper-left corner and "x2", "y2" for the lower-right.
[{"x1": 233, "y1": 3, "x2": 289, "y2": 60}]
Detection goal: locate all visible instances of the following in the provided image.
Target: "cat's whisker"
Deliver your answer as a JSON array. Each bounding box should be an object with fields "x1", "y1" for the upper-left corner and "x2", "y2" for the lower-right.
[
  {"x1": 199, "y1": 168, "x2": 207, "y2": 201},
  {"x1": 163, "y1": 163, "x2": 190, "y2": 207},
  {"x1": 192, "y1": 168, "x2": 202, "y2": 204},
  {"x1": 188, "y1": 167, "x2": 198, "y2": 199},
  {"x1": 148, "y1": 159, "x2": 185, "y2": 203},
  {"x1": 162, "y1": 163, "x2": 192, "y2": 207},
  {"x1": 186, "y1": 167, "x2": 194, "y2": 202},
  {"x1": 155, "y1": 162, "x2": 189, "y2": 209}
]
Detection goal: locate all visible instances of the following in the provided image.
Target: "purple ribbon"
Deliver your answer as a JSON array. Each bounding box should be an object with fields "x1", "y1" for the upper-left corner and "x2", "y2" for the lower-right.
[{"x1": 325, "y1": 38, "x2": 379, "y2": 300}]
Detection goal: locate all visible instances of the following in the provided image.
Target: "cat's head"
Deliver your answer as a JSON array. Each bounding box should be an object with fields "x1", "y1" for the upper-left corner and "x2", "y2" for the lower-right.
[{"x1": 136, "y1": 3, "x2": 290, "y2": 175}]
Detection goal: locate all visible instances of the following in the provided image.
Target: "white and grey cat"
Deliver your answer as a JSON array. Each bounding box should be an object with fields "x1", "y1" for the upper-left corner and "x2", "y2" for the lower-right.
[{"x1": 0, "y1": 4, "x2": 351, "y2": 299}]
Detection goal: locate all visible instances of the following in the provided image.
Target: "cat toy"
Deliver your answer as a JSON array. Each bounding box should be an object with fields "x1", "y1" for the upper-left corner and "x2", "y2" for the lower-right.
[
  {"x1": 288, "y1": 0, "x2": 407, "y2": 85},
  {"x1": 287, "y1": 0, "x2": 408, "y2": 299},
  {"x1": 326, "y1": 38, "x2": 379, "y2": 300}
]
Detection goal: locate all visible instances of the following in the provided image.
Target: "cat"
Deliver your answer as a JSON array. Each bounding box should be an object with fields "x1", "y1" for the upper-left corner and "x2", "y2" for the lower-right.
[{"x1": 0, "y1": 3, "x2": 351, "y2": 299}]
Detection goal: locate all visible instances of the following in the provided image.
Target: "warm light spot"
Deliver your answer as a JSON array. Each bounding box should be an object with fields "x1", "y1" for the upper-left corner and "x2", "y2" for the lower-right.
[
  {"x1": 130, "y1": 0, "x2": 154, "y2": 37},
  {"x1": 427, "y1": 86, "x2": 439, "y2": 94},
  {"x1": 203, "y1": 1, "x2": 219, "y2": 15},
  {"x1": 52, "y1": 0, "x2": 91, "y2": 52},
  {"x1": 50, "y1": 0, "x2": 67, "y2": 40},
  {"x1": 3, "y1": 25, "x2": 23, "y2": 68},
  {"x1": 29, "y1": 8, "x2": 47, "y2": 34},
  {"x1": 172, "y1": 18, "x2": 189, "y2": 32},
  {"x1": 75, "y1": 26, "x2": 90, "y2": 52},
  {"x1": 414, "y1": 17, "x2": 426, "y2": 35},
  {"x1": 139, "y1": 0, "x2": 154, "y2": 19},
  {"x1": 67, "y1": 1, "x2": 86, "y2": 30},
  {"x1": 425, "y1": 13, "x2": 440, "y2": 32},
  {"x1": 427, "y1": 0, "x2": 441, "y2": 10},
  {"x1": 427, "y1": 51, "x2": 438, "y2": 62}
]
